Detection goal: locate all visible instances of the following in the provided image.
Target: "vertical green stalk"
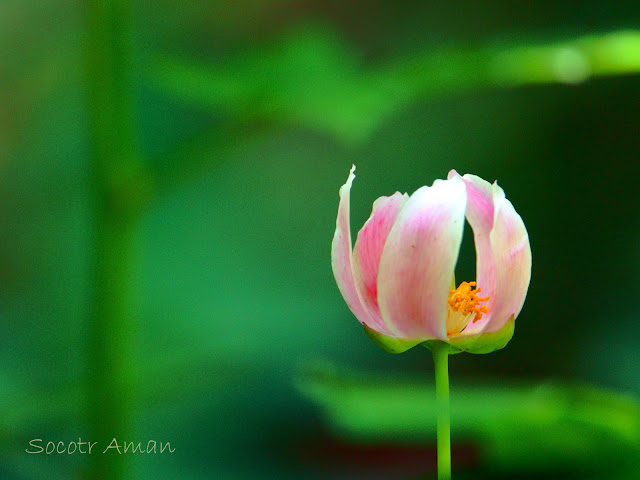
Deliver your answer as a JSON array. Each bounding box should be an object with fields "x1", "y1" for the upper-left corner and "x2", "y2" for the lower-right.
[
  {"x1": 83, "y1": 1, "x2": 149, "y2": 479},
  {"x1": 431, "y1": 342, "x2": 451, "y2": 480}
]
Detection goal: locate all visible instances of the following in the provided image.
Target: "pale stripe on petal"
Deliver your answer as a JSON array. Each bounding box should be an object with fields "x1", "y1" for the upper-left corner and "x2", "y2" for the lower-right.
[{"x1": 377, "y1": 177, "x2": 467, "y2": 340}]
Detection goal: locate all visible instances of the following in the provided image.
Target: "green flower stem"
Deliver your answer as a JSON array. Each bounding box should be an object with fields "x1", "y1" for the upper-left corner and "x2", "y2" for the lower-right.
[
  {"x1": 431, "y1": 341, "x2": 451, "y2": 480},
  {"x1": 83, "y1": 1, "x2": 149, "y2": 479}
]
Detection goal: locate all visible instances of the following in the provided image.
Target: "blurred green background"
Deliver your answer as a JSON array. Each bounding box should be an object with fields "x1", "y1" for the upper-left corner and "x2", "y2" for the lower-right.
[{"x1": 2, "y1": 1, "x2": 640, "y2": 479}]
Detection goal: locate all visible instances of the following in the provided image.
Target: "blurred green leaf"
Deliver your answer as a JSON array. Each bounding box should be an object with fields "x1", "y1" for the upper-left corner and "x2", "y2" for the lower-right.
[
  {"x1": 297, "y1": 361, "x2": 640, "y2": 475},
  {"x1": 491, "y1": 30, "x2": 640, "y2": 85},
  {"x1": 150, "y1": 27, "x2": 640, "y2": 145},
  {"x1": 151, "y1": 25, "x2": 391, "y2": 144}
]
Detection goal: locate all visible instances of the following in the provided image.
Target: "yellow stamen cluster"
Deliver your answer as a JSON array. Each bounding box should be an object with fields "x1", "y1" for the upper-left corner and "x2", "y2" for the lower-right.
[{"x1": 448, "y1": 281, "x2": 489, "y2": 322}]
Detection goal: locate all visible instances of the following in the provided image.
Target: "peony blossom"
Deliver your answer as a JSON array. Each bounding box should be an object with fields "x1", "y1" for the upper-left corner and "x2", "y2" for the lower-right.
[{"x1": 331, "y1": 165, "x2": 531, "y2": 354}]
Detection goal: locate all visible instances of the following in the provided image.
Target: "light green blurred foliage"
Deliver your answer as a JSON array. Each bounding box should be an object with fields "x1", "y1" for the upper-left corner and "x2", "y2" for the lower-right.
[
  {"x1": 152, "y1": 25, "x2": 387, "y2": 143},
  {"x1": 151, "y1": 25, "x2": 640, "y2": 145},
  {"x1": 298, "y1": 361, "x2": 640, "y2": 477}
]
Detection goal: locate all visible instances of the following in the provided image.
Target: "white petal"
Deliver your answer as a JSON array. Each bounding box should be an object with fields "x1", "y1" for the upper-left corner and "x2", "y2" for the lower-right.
[
  {"x1": 377, "y1": 177, "x2": 467, "y2": 340},
  {"x1": 330, "y1": 166, "x2": 381, "y2": 331}
]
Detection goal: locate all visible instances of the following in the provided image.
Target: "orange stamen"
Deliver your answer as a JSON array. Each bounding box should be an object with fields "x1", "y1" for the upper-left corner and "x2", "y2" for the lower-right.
[{"x1": 447, "y1": 281, "x2": 490, "y2": 322}]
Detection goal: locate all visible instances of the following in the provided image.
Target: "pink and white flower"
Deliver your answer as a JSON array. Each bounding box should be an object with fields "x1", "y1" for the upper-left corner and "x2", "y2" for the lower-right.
[{"x1": 331, "y1": 165, "x2": 531, "y2": 354}]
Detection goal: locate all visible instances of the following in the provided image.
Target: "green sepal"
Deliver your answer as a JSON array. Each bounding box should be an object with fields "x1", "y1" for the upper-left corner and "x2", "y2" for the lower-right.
[
  {"x1": 446, "y1": 315, "x2": 515, "y2": 354},
  {"x1": 362, "y1": 324, "x2": 423, "y2": 354}
]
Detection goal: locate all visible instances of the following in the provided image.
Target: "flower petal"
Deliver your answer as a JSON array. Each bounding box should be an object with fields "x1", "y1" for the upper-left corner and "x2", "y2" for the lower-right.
[
  {"x1": 353, "y1": 192, "x2": 408, "y2": 332},
  {"x1": 331, "y1": 165, "x2": 376, "y2": 329},
  {"x1": 484, "y1": 185, "x2": 532, "y2": 333},
  {"x1": 377, "y1": 177, "x2": 467, "y2": 340},
  {"x1": 449, "y1": 171, "x2": 498, "y2": 336},
  {"x1": 449, "y1": 173, "x2": 531, "y2": 336}
]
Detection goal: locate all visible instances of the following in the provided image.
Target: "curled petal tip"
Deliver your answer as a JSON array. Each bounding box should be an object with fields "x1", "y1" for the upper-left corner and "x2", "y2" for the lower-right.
[
  {"x1": 344, "y1": 165, "x2": 356, "y2": 187},
  {"x1": 447, "y1": 169, "x2": 461, "y2": 180}
]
